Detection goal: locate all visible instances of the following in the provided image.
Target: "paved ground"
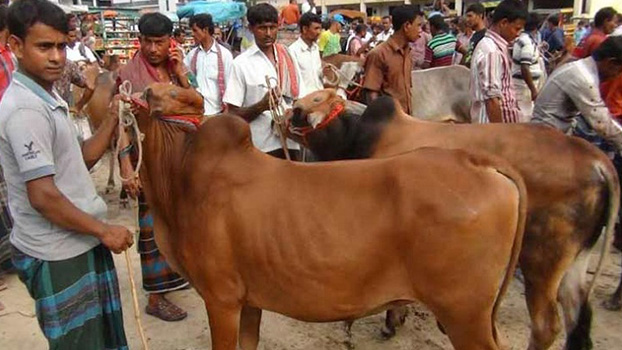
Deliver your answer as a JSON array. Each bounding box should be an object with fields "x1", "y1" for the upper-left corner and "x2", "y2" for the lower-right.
[{"x1": 1, "y1": 157, "x2": 621, "y2": 349}]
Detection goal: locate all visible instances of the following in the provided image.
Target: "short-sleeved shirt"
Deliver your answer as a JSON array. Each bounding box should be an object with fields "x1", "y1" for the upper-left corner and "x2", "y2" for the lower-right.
[
  {"x1": 363, "y1": 36, "x2": 412, "y2": 114},
  {"x1": 424, "y1": 32, "x2": 462, "y2": 67},
  {"x1": 0, "y1": 72, "x2": 106, "y2": 261},
  {"x1": 602, "y1": 73, "x2": 622, "y2": 121},
  {"x1": 532, "y1": 57, "x2": 622, "y2": 150},
  {"x1": 544, "y1": 27, "x2": 564, "y2": 53},
  {"x1": 470, "y1": 30, "x2": 520, "y2": 123},
  {"x1": 511, "y1": 32, "x2": 543, "y2": 79},
  {"x1": 53, "y1": 60, "x2": 87, "y2": 106},
  {"x1": 318, "y1": 30, "x2": 331, "y2": 52},
  {"x1": 281, "y1": 4, "x2": 300, "y2": 25},
  {"x1": 223, "y1": 44, "x2": 302, "y2": 153}
]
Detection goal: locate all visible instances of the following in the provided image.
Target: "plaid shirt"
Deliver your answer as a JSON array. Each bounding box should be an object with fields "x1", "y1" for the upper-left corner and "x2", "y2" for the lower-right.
[{"x1": 0, "y1": 44, "x2": 15, "y2": 101}]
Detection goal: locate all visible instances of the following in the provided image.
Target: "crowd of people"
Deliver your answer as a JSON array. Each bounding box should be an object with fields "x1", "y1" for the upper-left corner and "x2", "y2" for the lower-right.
[{"x1": 0, "y1": 0, "x2": 622, "y2": 348}]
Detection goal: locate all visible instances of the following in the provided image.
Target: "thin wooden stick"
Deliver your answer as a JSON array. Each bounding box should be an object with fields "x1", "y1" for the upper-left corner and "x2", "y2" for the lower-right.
[{"x1": 124, "y1": 201, "x2": 149, "y2": 350}]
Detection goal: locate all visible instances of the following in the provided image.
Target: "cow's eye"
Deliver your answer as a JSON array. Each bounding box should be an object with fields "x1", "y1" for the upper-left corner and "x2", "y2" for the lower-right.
[{"x1": 313, "y1": 97, "x2": 322, "y2": 103}]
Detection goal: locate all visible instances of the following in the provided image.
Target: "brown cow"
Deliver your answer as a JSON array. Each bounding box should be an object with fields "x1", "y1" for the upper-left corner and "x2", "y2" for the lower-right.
[
  {"x1": 286, "y1": 90, "x2": 620, "y2": 350},
  {"x1": 134, "y1": 83, "x2": 528, "y2": 350}
]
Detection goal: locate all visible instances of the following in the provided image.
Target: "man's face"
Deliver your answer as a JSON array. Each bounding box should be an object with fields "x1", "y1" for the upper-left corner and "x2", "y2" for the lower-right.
[
  {"x1": 191, "y1": 24, "x2": 208, "y2": 43},
  {"x1": 174, "y1": 34, "x2": 184, "y2": 45},
  {"x1": 373, "y1": 25, "x2": 382, "y2": 35},
  {"x1": 382, "y1": 18, "x2": 391, "y2": 32},
  {"x1": 140, "y1": 35, "x2": 170, "y2": 65},
  {"x1": 302, "y1": 22, "x2": 322, "y2": 42},
  {"x1": 67, "y1": 29, "x2": 78, "y2": 46},
  {"x1": 465, "y1": 11, "x2": 483, "y2": 29},
  {"x1": 251, "y1": 21, "x2": 278, "y2": 50},
  {"x1": 10, "y1": 23, "x2": 66, "y2": 87},
  {"x1": 213, "y1": 27, "x2": 223, "y2": 41},
  {"x1": 498, "y1": 18, "x2": 525, "y2": 43},
  {"x1": 404, "y1": 16, "x2": 423, "y2": 43},
  {"x1": 603, "y1": 17, "x2": 617, "y2": 35}
]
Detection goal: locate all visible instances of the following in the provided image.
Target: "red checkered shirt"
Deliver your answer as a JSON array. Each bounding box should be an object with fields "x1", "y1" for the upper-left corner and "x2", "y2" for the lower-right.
[{"x1": 0, "y1": 45, "x2": 15, "y2": 102}]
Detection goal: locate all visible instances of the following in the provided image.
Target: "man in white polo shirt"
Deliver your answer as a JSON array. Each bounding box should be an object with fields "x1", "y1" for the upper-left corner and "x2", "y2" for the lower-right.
[
  {"x1": 66, "y1": 26, "x2": 97, "y2": 64},
  {"x1": 289, "y1": 12, "x2": 323, "y2": 96},
  {"x1": 223, "y1": 3, "x2": 305, "y2": 159},
  {"x1": 185, "y1": 13, "x2": 233, "y2": 116}
]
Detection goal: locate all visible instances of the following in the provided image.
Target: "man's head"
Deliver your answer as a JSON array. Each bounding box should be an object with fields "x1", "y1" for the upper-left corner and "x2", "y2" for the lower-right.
[
  {"x1": 382, "y1": 15, "x2": 392, "y2": 32},
  {"x1": 330, "y1": 14, "x2": 345, "y2": 33},
  {"x1": 524, "y1": 12, "x2": 540, "y2": 34},
  {"x1": 299, "y1": 12, "x2": 322, "y2": 43},
  {"x1": 428, "y1": 15, "x2": 447, "y2": 36},
  {"x1": 593, "y1": 36, "x2": 622, "y2": 81},
  {"x1": 465, "y1": 3, "x2": 485, "y2": 30},
  {"x1": 289, "y1": 0, "x2": 296, "y2": 4},
  {"x1": 8, "y1": 0, "x2": 68, "y2": 87},
  {"x1": 594, "y1": 7, "x2": 617, "y2": 34},
  {"x1": 547, "y1": 15, "x2": 559, "y2": 29},
  {"x1": 372, "y1": 23, "x2": 382, "y2": 36},
  {"x1": 173, "y1": 28, "x2": 184, "y2": 45},
  {"x1": 355, "y1": 23, "x2": 367, "y2": 37},
  {"x1": 491, "y1": 0, "x2": 528, "y2": 43},
  {"x1": 248, "y1": 3, "x2": 278, "y2": 50},
  {"x1": 138, "y1": 13, "x2": 173, "y2": 66},
  {"x1": 67, "y1": 27, "x2": 79, "y2": 46},
  {"x1": 213, "y1": 26, "x2": 223, "y2": 42},
  {"x1": 392, "y1": 5, "x2": 423, "y2": 43},
  {"x1": 189, "y1": 13, "x2": 214, "y2": 46}
]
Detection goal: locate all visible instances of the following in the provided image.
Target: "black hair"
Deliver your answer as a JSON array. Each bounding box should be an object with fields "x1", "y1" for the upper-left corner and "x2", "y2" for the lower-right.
[
  {"x1": 492, "y1": 0, "x2": 528, "y2": 24},
  {"x1": 593, "y1": 36, "x2": 622, "y2": 63},
  {"x1": 594, "y1": 7, "x2": 617, "y2": 28},
  {"x1": 524, "y1": 12, "x2": 540, "y2": 32},
  {"x1": 0, "y1": 4, "x2": 8, "y2": 32},
  {"x1": 382, "y1": 15, "x2": 391, "y2": 21},
  {"x1": 321, "y1": 19, "x2": 330, "y2": 30},
  {"x1": 173, "y1": 28, "x2": 184, "y2": 37},
  {"x1": 355, "y1": 23, "x2": 366, "y2": 35},
  {"x1": 466, "y1": 3, "x2": 485, "y2": 16},
  {"x1": 247, "y1": 3, "x2": 278, "y2": 26},
  {"x1": 299, "y1": 12, "x2": 321, "y2": 30},
  {"x1": 138, "y1": 12, "x2": 173, "y2": 37},
  {"x1": 547, "y1": 15, "x2": 559, "y2": 26},
  {"x1": 429, "y1": 14, "x2": 448, "y2": 32},
  {"x1": 189, "y1": 13, "x2": 215, "y2": 35},
  {"x1": 577, "y1": 19, "x2": 586, "y2": 26},
  {"x1": 392, "y1": 5, "x2": 422, "y2": 31},
  {"x1": 7, "y1": 0, "x2": 68, "y2": 40}
]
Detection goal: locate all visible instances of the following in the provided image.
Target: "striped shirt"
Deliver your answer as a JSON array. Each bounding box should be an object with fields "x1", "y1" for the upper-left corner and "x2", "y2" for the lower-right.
[
  {"x1": 470, "y1": 30, "x2": 520, "y2": 123},
  {"x1": 424, "y1": 32, "x2": 462, "y2": 67}
]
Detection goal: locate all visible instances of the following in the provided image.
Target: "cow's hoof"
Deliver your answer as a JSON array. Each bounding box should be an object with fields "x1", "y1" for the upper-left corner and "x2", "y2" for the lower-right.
[
  {"x1": 602, "y1": 296, "x2": 622, "y2": 311},
  {"x1": 380, "y1": 325, "x2": 396, "y2": 339}
]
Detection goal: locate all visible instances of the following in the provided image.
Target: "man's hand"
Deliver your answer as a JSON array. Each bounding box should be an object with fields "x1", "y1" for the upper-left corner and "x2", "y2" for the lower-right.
[
  {"x1": 259, "y1": 89, "x2": 280, "y2": 112},
  {"x1": 530, "y1": 88, "x2": 538, "y2": 101},
  {"x1": 169, "y1": 46, "x2": 186, "y2": 78},
  {"x1": 98, "y1": 224, "x2": 134, "y2": 254}
]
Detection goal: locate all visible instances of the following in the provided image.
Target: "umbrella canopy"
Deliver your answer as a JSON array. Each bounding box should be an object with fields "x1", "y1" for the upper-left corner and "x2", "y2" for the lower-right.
[{"x1": 177, "y1": 0, "x2": 247, "y2": 23}]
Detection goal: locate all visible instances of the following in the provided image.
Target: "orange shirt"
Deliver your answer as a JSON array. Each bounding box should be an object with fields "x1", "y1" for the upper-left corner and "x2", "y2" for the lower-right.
[
  {"x1": 573, "y1": 29, "x2": 607, "y2": 58},
  {"x1": 602, "y1": 74, "x2": 622, "y2": 121},
  {"x1": 281, "y1": 4, "x2": 300, "y2": 25}
]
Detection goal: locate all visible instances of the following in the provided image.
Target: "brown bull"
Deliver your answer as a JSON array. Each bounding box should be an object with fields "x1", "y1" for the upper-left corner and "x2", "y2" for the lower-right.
[
  {"x1": 135, "y1": 83, "x2": 528, "y2": 350},
  {"x1": 287, "y1": 90, "x2": 620, "y2": 350}
]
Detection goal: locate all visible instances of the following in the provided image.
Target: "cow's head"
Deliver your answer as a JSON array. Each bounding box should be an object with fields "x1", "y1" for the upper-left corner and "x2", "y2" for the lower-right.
[
  {"x1": 285, "y1": 89, "x2": 366, "y2": 146},
  {"x1": 143, "y1": 83, "x2": 204, "y2": 119}
]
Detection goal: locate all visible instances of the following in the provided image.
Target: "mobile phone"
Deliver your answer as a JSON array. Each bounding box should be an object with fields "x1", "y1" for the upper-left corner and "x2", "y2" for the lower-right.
[{"x1": 170, "y1": 38, "x2": 177, "y2": 50}]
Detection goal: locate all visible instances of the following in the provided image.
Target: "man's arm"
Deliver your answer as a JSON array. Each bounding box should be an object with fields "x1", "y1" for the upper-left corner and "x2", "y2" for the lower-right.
[
  {"x1": 484, "y1": 98, "x2": 503, "y2": 123},
  {"x1": 27, "y1": 176, "x2": 133, "y2": 254},
  {"x1": 170, "y1": 46, "x2": 191, "y2": 88},
  {"x1": 82, "y1": 97, "x2": 120, "y2": 169},
  {"x1": 362, "y1": 50, "x2": 384, "y2": 104},
  {"x1": 227, "y1": 92, "x2": 272, "y2": 122},
  {"x1": 520, "y1": 64, "x2": 538, "y2": 101},
  {"x1": 476, "y1": 51, "x2": 505, "y2": 123}
]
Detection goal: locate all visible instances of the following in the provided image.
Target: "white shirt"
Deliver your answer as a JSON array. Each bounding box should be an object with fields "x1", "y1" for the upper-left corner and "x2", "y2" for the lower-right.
[
  {"x1": 346, "y1": 31, "x2": 373, "y2": 51},
  {"x1": 289, "y1": 38, "x2": 324, "y2": 96},
  {"x1": 223, "y1": 44, "x2": 303, "y2": 153},
  {"x1": 613, "y1": 25, "x2": 622, "y2": 36},
  {"x1": 184, "y1": 41, "x2": 233, "y2": 116},
  {"x1": 66, "y1": 42, "x2": 97, "y2": 63},
  {"x1": 376, "y1": 29, "x2": 394, "y2": 43},
  {"x1": 301, "y1": 1, "x2": 316, "y2": 14}
]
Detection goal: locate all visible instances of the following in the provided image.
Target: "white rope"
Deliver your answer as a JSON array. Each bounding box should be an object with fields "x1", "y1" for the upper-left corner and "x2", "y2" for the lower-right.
[
  {"x1": 322, "y1": 63, "x2": 364, "y2": 88},
  {"x1": 115, "y1": 81, "x2": 144, "y2": 182},
  {"x1": 265, "y1": 76, "x2": 291, "y2": 161}
]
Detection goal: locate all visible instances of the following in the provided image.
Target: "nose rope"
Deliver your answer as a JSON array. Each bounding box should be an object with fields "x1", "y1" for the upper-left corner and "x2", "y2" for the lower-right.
[
  {"x1": 265, "y1": 75, "x2": 292, "y2": 161},
  {"x1": 115, "y1": 81, "x2": 144, "y2": 183}
]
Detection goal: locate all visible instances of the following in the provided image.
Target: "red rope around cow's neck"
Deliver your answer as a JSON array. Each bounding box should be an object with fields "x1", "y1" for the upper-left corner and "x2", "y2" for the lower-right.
[
  {"x1": 288, "y1": 103, "x2": 345, "y2": 142},
  {"x1": 158, "y1": 115, "x2": 203, "y2": 130}
]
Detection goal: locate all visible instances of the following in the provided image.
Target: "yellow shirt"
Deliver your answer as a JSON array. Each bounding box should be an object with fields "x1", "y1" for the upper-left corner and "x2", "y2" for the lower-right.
[{"x1": 318, "y1": 30, "x2": 332, "y2": 51}]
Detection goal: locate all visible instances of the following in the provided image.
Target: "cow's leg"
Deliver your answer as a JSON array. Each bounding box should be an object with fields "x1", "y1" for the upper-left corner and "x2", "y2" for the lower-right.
[
  {"x1": 558, "y1": 250, "x2": 595, "y2": 350},
  {"x1": 603, "y1": 273, "x2": 622, "y2": 311},
  {"x1": 381, "y1": 306, "x2": 408, "y2": 338},
  {"x1": 437, "y1": 308, "x2": 498, "y2": 350},
  {"x1": 239, "y1": 306, "x2": 262, "y2": 350},
  {"x1": 206, "y1": 303, "x2": 241, "y2": 350},
  {"x1": 523, "y1": 265, "x2": 564, "y2": 350}
]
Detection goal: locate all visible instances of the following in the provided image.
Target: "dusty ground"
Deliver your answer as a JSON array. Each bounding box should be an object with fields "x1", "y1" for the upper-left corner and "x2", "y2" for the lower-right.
[{"x1": 1, "y1": 157, "x2": 621, "y2": 350}]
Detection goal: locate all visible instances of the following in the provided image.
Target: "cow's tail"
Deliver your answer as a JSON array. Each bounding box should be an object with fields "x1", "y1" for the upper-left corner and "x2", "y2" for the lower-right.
[{"x1": 491, "y1": 162, "x2": 528, "y2": 347}]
